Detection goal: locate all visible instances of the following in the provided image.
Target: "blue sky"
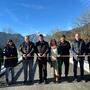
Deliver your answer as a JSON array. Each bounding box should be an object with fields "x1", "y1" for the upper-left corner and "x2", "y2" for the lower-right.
[{"x1": 0, "y1": 0, "x2": 90, "y2": 36}]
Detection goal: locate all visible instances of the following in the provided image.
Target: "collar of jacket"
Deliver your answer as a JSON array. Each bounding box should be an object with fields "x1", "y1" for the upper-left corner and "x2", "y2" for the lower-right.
[
  {"x1": 75, "y1": 39, "x2": 82, "y2": 42},
  {"x1": 39, "y1": 40, "x2": 45, "y2": 43},
  {"x1": 23, "y1": 41, "x2": 32, "y2": 45}
]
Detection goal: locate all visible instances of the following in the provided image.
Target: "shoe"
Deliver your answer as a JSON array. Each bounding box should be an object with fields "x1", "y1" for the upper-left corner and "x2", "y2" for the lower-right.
[
  {"x1": 44, "y1": 79, "x2": 48, "y2": 84},
  {"x1": 11, "y1": 79, "x2": 16, "y2": 84},
  {"x1": 80, "y1": 76, "x2": 85, "y2": 82},
  {"x1": 58, "y1": 75, "x2": 61, "y2": 83},
  {"x1": 39, "y1": 80, "x2": 43, "y2": 84},
  {"x1": 6, "y1": 79, "x2": 9, "y2": 86},
  {"x1": 29, "y1": 80, "x2": 34, "y2": 85},
  {"x1": 65, "y1": 74, "x2": 68, "y2": 80},
  {"x1": 81, "y1": 79, "x2": 85, "y2": 83},
  {"x1": 54, "y1": 76, "x2": 59, "y2": 83},
  {"x1": 58, "y1": 76, "x2": 61, "y2": 81},
  {"x1": 65, "y1": 74, "x2": 68, "y2": 77},
  {"x1": 73, "y1": 77, "x2": 77, "y2": 82},
  {"x1": 23, "y1": 80, "x2": 27, "y2": 84},
  {"x1": 54, "y1": 80, "x2": 59, "y2": 84}
]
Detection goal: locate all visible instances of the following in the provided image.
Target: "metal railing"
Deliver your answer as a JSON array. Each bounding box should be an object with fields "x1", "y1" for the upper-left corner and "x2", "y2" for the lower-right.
[{"x1": 0, "y1": 54, "x2": 90, "y2": 76}]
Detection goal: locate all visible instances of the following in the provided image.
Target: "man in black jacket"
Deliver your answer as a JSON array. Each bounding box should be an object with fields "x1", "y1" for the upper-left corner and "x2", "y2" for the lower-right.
[
  {"x1": 72, "y1": 33, "x2": 85, "y2": 81},
  {"x1": 19, "y1": 36, "x2": 35, "y2": 84},
  {"x1": 36, "y1": 34, "x2": 49, "y2": 84},
  {"x1": 86, "y1": 41, "x2": 90, "y2": 71},
  {"x1": 58, "y1": 35, "x2": 71, "y2": 80}
]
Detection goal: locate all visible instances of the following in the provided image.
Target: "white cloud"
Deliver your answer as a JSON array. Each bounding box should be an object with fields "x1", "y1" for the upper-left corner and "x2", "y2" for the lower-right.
[
  {"x1": 80, "y1": 0, "x2": 90, "y2": 8},
  {"x1": 21, "y1": 3, "x2": 45, "y2": 10}
]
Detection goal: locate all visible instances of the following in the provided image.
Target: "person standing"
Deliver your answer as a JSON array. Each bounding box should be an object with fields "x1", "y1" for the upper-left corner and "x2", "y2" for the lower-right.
[
  {"x1": 72, "y1": 33, "x2": 85, "y2": 81},
  {"x1": 0, "y1": 47, "x2": 3, "y2": 73},
  {"x1": 36, "y1": 34, "x2": 49, "y2": 84},
  {"x1": 58, "y1": 35, "x2": 71, "y2": 80},
  {"x1": 49, "y1": 39, "x2": 59, "y2": 83},
  {"x1": 3, "y1": 39, "x2": 18, "y2": 85},
  {"x1": 86, "y1": 41, "x2": 90, "y2": 71},
  {"x1": 19, "y1": 36, "x2": 35, "y2": 84}
]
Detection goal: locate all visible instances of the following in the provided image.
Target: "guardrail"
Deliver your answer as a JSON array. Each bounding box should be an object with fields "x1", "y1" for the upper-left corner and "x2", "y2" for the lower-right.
[{"x1": 0, "y1": 54, "x2": 90, "y2": 77}]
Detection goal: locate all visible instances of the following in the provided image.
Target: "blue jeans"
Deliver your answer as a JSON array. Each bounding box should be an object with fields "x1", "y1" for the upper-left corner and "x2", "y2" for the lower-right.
[
  {"x1": 5, "y1": 67, "x2": 15, "y2": 83},
  {"x1": 23, "y1": 59, "x2": 34, "y2": 82}
]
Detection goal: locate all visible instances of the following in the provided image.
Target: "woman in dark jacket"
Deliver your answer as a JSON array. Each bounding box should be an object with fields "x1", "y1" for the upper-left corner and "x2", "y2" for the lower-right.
[{"x1": 3, "y1": 39, "x2": 18, "y2": 85}]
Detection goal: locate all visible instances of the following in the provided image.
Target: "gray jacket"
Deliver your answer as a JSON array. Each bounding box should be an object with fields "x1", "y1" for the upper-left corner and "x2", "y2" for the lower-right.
[{"x1": 72, "y1": 39, "x2": 85, "y2": 60}]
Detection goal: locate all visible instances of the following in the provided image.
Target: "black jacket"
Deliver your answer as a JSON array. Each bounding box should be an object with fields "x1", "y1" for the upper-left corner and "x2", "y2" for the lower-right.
[
  {"x1": 35, "y1": 40, "x2": 49, "y2": 59},
  {"x1": 0, "y1": 48, "x2": 3, "y2": 64},
  {"x1": 3, "y1": 44, "x2": 18, "y2": 67},
  {"x1": 86, "y1": 42, "x2": 90, "y2": 54},
  {"x1": 19, "y1": 41, "x2": 35, "y2": 60},
  {"x1": 58, "y1": 41, "x2": 71, "y2": 55}
]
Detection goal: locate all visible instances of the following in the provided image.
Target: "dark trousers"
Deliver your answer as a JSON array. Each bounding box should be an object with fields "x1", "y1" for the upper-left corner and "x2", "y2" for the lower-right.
[
  {"x1": 38, "y1": 59, "x2": 47, "y2": 81},
  {"x1": 0, "y1": 63, "x2": 1, "y2": 73},
  {"x1": 73, "y1": 58, "x2": 84, "y2": 78},
  {"x1": 88, "y1": 57, "x2": 90, "y2": 69},
  {"x1": 58, "y1": 57, "x2": 69, "y2": 77}
]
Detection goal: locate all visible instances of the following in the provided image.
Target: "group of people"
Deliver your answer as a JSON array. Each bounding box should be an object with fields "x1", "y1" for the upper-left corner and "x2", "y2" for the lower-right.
[{"x1": 0, "y1": 33, "x2": 90, "y2": 85}]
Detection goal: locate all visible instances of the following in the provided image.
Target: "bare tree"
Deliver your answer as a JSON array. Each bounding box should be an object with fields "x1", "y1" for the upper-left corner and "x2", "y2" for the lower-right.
[{"x1": 76, "y1": 9, "x2": 90, "y2": 27}]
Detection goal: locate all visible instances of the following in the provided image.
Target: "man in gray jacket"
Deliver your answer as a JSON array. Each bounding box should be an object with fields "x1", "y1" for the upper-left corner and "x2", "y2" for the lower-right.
[{"x1": 72, "y1": 33, "x2": 85, "y2": 81}]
